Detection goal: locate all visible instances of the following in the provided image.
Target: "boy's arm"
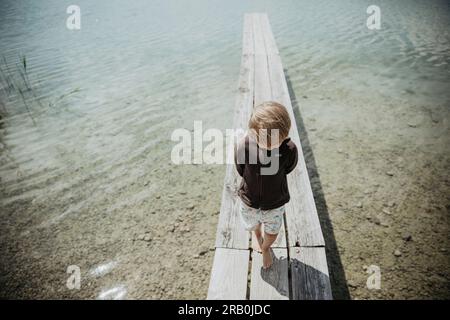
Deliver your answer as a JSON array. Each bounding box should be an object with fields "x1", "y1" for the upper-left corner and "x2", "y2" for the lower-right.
[
  {"x1": 285, "y1": 141, "x2": 298, "y2": 174},
  {"x1": 234, "y1": 138, "x2": 246, "y2": 177}
]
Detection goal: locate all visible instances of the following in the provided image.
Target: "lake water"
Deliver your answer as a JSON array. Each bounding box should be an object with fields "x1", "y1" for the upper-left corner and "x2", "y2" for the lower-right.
[{"x1": 1, "y1": 0, "x2": 449, "y2": 299}]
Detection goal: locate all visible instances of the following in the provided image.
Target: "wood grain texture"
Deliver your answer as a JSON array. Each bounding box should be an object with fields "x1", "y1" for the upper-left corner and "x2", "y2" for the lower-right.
[
  {"x1": 252, "y1": 14, "x2": 267, "y2": 56},
  {"x1": 250, "y1": 248, "x2": 289, "y2": 300},
  {"x1": 214, "y1": 17, "x2": 255, "y2": 249},
  {"x1": 248, "y1": 13, "x2": 325, "y2": 247},
  {"x1": 207, "y1": 248, "x2": 250, "y2": 300},
  {"x1": 259, "y1": 13, "x2": 279, "y2": 55},
  {"x1": 264, "y1": 36, "x2": 325, "y2": 247},
  {"x1": 289, "y1": 247, "x2": 332, "y2": 300}
]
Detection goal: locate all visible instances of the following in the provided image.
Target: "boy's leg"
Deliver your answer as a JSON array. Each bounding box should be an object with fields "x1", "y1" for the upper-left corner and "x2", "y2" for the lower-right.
[
  {"x1": 260, "y1": 206, "x2": 284, "y2": 268},
  {"x1": 252, "y1": 224, "x2": 263, "y2": 252},
  {"x1": 261, "y1": 232, "x2": 278, "y2": 269},
  {"x1": 239, "y1": 201, "x2": 262, "y2": 251}
]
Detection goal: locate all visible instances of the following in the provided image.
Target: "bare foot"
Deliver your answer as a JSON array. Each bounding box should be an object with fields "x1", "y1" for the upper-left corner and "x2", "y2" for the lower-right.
[
  {"x1": 252, "y1": 232, "x2": 264, "y2": 252},
  {"x1": 262, "y1": 249, "x2": 273, "y2": 269}
]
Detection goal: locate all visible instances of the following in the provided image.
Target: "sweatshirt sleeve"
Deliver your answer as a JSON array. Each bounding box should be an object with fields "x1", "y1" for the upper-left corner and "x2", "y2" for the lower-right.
[
  {"x1": 285, "y1": 141, "x2": 298, "y2": 174},
  {"x1": 234, "y1": 138, "x2": 246, "y2": 177}
]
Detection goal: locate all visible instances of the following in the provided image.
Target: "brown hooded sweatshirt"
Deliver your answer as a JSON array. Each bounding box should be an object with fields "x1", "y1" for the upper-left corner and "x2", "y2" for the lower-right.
[{"x1": 234, "y1": 135, "x2": 298, "y2": 210}]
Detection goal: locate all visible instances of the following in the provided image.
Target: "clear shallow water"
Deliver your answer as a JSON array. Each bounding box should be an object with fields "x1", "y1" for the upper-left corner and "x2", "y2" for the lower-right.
[
  {"x1": 1, "y1": 0, "x2": 449, "y2": 180},
  {"x1": 0, "y1": 0, "x2": 449, "y2": 298}
]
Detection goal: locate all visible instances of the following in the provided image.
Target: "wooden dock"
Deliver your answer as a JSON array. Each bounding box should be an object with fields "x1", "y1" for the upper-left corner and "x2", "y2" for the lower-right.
[{"x1": 207, "y1": 13, "x2": 332, "y2": 300}]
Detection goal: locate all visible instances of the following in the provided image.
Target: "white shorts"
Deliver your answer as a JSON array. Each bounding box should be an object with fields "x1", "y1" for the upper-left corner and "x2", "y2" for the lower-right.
[{"x1": 239, "y1": 200, "x2": 284, "y2": 235}]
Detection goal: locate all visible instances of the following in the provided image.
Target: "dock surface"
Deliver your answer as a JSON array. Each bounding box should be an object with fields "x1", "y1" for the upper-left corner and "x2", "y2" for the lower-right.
[{"x1": 207, "y1": 13, "x2": 332, "y2": 300}]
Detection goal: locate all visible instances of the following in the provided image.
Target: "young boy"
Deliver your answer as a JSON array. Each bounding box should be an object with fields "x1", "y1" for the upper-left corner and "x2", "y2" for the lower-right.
[{"x1": 234, "y1": 101, "x2": 298, "y2": 269}]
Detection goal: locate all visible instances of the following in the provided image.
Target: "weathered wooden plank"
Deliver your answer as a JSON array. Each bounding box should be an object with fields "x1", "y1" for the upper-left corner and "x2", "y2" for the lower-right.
[
  {"x1": 249, "y1": 12, "x2": 324, "y2": 247},
  {"x1": 253, "y1": 15, "x2": 272, "y2": 105},
  {"x1": 259, "y1": 13, "x2": 279, "y2": 55},
  {"x1": 267, "y1": 52, "x2": 324, "y2": 247},
  {"x1": 214, "y1": 17, "x2": 255, "y2": 249},
  {"x1": 264, "y1": 33, "x2": 325, "y2": 247},
  {"x1": 289, "y1": 247, "x2": 332, "y2": 300},
  {"x1": 250, "y1": 248, "x2": 289, "y2": 300},
  {"x1": 215, "y1": 170, "x2": 248, "y2": 249},
  {"x1": 249, "y1": 14, "x2": 288, "y2": 249},
  {"x1": 254, "y1": 53, "x2": 272, "y2": 106},
  {"x1": 207, "y1": 248, "x2": 250, "y2": 300},
  {"x1": 242, "y1": 14, "x2": 255, "y2": 55},
  {"x1": 252, "y1": 13, "x2": 267, "y2": 55}
]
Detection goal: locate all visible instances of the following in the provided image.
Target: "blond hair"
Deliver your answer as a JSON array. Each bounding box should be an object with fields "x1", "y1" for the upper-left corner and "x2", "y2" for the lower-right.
[{"x1": 248, "y1": 101, "x2": 291, "y2": 149}]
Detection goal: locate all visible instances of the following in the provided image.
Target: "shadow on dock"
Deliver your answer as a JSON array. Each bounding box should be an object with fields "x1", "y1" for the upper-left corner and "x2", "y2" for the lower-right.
[
  {"x1": 260, "y1": 252, "x2": 333, "y2": 299},
  {"x1": 260, "y1": 252, "x2": 290, "y2": 298},
  {"x1": 284, "y1": 70, "x2": 351, "y2": 300}
]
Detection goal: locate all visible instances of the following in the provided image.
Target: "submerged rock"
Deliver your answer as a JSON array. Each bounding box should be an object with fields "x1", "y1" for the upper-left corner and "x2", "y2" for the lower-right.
[
  {"x1": 402, "y1": 234, "x2": 412, "y2": 242},
  {"x1": 372, "y1": 217, "x2": 381, "y2": 225},
  {"x1": 386, "y1": 201, "x2": 396, "y2": 207},
  {"x1": 137, "y1": 234, "x2": 145, "y2": 241}
]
